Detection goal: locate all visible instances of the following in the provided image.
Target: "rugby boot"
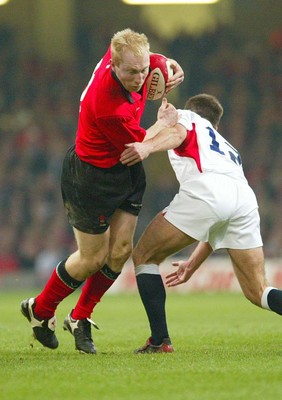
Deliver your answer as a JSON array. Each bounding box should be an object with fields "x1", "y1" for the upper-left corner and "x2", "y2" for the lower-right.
[
  {"x1": 63, "y1": 311, "x2": 99, "y2": 354},
  {"x1": 134, "y1": 337, "x2": 174, "y2": 354},
  {"x1": 21, "y1": 297, "x2": 58, "y2": 349}
]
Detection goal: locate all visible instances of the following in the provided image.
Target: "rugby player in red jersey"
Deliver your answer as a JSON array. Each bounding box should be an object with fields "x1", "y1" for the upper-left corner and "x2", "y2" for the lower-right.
[{"x1": 21, "y1": 28, "x2": 184, "y2": 353}]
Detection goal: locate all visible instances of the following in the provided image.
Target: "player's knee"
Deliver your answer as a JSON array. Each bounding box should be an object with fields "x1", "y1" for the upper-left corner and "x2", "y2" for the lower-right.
[
  {"x1": 79, "y1": 254, "x2": 107, "y2": 277},
  {"x1": 109, "y1": 242, "x2": 132, "y2": 270},
  {"x1": 132, "y1": 247, "x2": 147, "y2": 267},
  {"x1": 132, "y1": 248, "x2": 163, "y2": 267}
]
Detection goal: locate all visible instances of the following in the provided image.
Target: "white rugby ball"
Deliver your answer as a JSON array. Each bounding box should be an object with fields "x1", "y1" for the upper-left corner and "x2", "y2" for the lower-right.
[{"x1": 146, "y1": 53, "x2": 173, "y2": 101}]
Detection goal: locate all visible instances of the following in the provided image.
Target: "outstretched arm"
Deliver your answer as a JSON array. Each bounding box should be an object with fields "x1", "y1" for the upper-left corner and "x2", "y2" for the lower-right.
[
  {"x1": 120, "y1": 98, "x2": 185, "y2": 166},
  {"x1": 165, "y1": 242, "x2": 213, "y2": 287},
  {"x1": 120, "y1": 124, "x2": 185, "y2": 166}
]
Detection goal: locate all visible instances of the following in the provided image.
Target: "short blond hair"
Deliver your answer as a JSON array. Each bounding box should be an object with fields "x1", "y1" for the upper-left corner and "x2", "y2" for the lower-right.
[{"x1": 111, "y1": 28, "x2": 150, "y2": 66}]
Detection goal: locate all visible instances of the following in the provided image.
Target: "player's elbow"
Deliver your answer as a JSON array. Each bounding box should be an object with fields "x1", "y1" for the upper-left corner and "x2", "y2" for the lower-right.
[{"x1": 171, "y1": 126, "x2": 186, "y2": 149}]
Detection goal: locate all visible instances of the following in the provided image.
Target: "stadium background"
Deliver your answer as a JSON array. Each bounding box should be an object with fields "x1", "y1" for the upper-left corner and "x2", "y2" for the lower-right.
[{"x1": 0, "y1": 0, "x2": 281, "y2": 291}]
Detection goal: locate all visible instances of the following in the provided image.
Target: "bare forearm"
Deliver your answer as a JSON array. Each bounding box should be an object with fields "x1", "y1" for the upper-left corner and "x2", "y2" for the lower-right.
[
  {"x1": 144, "y1": 126, "x2": 184, "y2": 154},
  {"x1": 120, "y1": 124, "x2": 185, "y2": 166},
  {"x1": 120, "y1": 97, "x2": 182, "y2": 165},
  {"x1": 189, "y1": 242, "x2": 213, "y2": 270},
  {"x1": 145, "y1": 120, "x2": 171, "y2": 140},
  {"x1": 165, "y1": 242, "x2": 213, "y2": 287}
]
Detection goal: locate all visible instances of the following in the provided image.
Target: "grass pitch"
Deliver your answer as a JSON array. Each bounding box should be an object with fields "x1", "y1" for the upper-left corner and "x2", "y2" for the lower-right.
[{"x1": 0, "y1": 290, "x2": 281, "y2": 400}]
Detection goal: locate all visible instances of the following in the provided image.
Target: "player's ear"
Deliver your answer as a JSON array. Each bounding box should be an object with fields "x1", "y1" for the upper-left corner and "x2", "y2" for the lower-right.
[{"x1": 110, "y1": 59, "x2": 117, "y2": 71}]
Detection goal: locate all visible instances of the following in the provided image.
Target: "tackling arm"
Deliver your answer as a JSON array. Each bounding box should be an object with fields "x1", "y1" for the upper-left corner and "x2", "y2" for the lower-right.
[
  {"x1": 120, "y1": 98, "x2": 185, "y2": 166},
  {"x1": 120, "y1": 124, "x2": 185, "y2": 166}
]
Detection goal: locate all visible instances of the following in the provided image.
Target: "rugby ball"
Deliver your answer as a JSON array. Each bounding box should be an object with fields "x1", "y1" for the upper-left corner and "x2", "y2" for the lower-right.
[{"x1": 146, "y1": 53, "x2": 173, "y2": 101}]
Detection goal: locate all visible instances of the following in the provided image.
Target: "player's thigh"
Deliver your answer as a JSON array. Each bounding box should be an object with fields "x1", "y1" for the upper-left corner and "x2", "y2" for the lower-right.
[
  {"x1": 110, "y1": 209, "x2": 138, "y2": 243},
  {"x1": 228, "y1": 247, "x2": 268, "y2": 305},
  {"x1": 133, "y1": 211, "x2": 196, "y2": 266},
  {"x1": 108, "y1": 209, "x2": 138, "y2": 270}
]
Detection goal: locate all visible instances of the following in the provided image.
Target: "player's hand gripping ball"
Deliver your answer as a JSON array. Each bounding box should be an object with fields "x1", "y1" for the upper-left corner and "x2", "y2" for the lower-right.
[{"x1": 146, "y1": 53, "x2": 173, "y2": 101}]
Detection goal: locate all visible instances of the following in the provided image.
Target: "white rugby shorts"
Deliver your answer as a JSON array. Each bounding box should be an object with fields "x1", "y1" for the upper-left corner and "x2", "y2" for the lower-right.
[{"x1": 163, "y1": 174, "x2": 263, "y2": 250}]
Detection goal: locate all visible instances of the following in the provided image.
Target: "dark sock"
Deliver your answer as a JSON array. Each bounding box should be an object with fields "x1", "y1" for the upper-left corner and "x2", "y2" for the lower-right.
[
  {"x1": 267, "y1": 289, "x2": 282, "y2": 315},
  {"x1": 136, "y1": 273, "x2": 169, "y2": 345}
]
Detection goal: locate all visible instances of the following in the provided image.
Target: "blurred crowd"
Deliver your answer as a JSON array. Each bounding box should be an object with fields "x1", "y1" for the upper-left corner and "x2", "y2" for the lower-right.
[{"x1": 0, "y1": 23, "x2": 282, "y2": 281}]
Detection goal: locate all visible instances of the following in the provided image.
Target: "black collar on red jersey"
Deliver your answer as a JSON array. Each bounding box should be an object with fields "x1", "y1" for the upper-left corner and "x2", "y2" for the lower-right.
[{"x1": 111, "y1": 69, "x2": 143, "y2": 104}]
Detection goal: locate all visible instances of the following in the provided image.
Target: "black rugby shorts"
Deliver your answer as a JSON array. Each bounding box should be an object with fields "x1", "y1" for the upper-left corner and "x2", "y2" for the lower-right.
[{"x1": 61, "y1": 145, "x2": 146, "y2": 234}]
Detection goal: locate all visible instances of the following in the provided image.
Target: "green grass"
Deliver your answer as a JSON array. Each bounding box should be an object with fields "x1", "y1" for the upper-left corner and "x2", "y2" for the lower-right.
[{"x1": 0, "y1": 291, "x2": 281, "y2": 400}]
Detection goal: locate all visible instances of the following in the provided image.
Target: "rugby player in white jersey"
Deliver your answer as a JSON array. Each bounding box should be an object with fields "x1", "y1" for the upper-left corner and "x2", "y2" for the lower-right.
[{"x1": 120, "y1": 93, "x2": 282, "y2": 353}]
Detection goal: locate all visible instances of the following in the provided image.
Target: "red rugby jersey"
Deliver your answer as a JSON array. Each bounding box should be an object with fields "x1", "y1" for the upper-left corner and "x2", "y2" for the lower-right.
[{"x1": 75, "y1": 46, "x2": 147, "y2": 168}]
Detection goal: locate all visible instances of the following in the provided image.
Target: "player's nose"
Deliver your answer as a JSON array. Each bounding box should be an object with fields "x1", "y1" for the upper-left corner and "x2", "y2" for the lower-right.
[{"x1": 135, "y1": 72, "x2": 145, "y2": 85}]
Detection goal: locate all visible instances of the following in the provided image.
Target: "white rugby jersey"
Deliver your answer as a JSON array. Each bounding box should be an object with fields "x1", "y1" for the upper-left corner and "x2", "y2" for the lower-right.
[{"x1": 168, "y1": 109, "x2": 247, "y2": 185}]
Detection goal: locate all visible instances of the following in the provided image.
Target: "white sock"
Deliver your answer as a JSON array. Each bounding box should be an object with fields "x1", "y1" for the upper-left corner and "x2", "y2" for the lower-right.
[
  {"x1": 135, "y1": 264, "x2": 159, "y2": 276},
  {"x1": 261, "y1": 286, "x2": 276, "y2": 310}
]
